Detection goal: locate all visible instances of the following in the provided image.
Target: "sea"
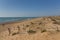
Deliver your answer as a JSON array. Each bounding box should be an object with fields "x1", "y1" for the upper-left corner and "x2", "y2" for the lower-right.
[{"x1": 0, "y1": 17, "x2": 36, "y2": 23}]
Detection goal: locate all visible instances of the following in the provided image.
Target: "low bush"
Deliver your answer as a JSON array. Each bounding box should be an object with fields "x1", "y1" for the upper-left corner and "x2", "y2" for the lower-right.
[
  {"x1": 27, "y1": 30, "x2": 36, "y2": 34},
  {"x1": 12, "y1": 32, "x2": 19, "y2": 36},
  {"x1": 41, "y1": 29, "x2": 47, "y2": 33}
]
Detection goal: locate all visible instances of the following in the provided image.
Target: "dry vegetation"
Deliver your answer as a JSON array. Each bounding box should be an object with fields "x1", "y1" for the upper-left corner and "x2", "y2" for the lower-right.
[{"x1": 0, "y1": 16, "x2": 60, "y2": 40}]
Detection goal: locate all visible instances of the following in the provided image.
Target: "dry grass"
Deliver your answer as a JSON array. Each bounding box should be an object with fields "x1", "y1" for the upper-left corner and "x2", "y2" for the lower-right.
[{"x1": 0, "y1": 16, "x2": 60, "y2": 40}]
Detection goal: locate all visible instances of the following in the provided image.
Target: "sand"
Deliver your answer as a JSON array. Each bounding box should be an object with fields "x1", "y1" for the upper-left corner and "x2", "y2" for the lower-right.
[{"x1": 0, "y1": 16, "x2": 60, "y2": 40}]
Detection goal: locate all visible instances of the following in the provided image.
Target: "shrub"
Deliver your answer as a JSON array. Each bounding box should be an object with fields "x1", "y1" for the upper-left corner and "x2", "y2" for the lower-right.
[
  {"x1": 30, "y1": 22, "x2": 34, "y2": 24},
  {"x1": 12, "y1": 32, "x2": 19, "y2": 36},
  {"x1": 56, "y1": 27, "x2": 60, "y2": 32},
  {"x1": 26, "y1": 25, "x2": 29, "y2": 27},
  {"x1": 53, "y1": 21, "x2": 60, "y2": 25},
  {"x1": 39, "y1": 22, "x2": 42, "y2": 25},
  {"x1": 37, "y1": 27, "x2": 40, "y2": 29},
  {"x1": 23, "y1": 28, "x2": 26, "y2": 30},
  {"x1": 41, "y1": 29, "x2": 47, "y2": 33},
  {"x1": 27, "y1": 30, "x2": 36, "y2": 34}
]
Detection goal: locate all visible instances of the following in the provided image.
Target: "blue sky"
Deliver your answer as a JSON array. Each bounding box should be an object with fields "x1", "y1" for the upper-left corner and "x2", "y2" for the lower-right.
[{"x1": 0, "y1": 0, "x2": 60, "y2": 17}]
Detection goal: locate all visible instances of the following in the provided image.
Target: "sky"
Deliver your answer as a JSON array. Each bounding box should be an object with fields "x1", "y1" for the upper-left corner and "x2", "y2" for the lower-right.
[{"x1": 0, "y1": 0, "x2": 60, "y2": 17}]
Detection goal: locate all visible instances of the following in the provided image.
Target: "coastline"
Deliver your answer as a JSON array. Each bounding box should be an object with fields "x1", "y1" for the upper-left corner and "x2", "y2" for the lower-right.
[
  {"x1": 0, "y1": 17, "x2": 37, "y2": 25},
  {"x1": 0, "y1": 16, "x2": 60, "y2": 40}
]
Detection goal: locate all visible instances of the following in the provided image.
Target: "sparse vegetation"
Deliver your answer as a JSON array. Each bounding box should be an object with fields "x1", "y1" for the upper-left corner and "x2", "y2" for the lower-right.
[
  {"x1": 2, "y1": 24, "x2": 5, "y2": 26},
  {"x1": 12, "y1": 32, "x2": 19, "y2": 36},
  {"x1": 56, "y1": 27, "x2": 60, "y2": 32},
  {"x1": 27, "y1": 30, "x2": 36, "y2": 34},
  {"x1": 41, "y1": 29, "x2": 47, "y2": 33},
  {"x1": 53, "y1": 21, "x2": 60, "y2": 25},
  {"x1": 26, "y1": 25, "x2": 29, "y2": 27},
  {"x1": 8, "y1": 28, "x2": 11, "y2": 36},
  {"x1": 50, "y1": 17, "x2": 60, "y2": 25},
  {"x1": 23, "y1": 28, "x2": 26, "y2": 30},
  {"x1": 56, "y1": 29, "x2": 60, "y2": 32},
  {"x1": 39, "y1": 22, "x2": 42, "y2": 25},
  {"x1": 30, "y1": 22, "x2": 34, "y2": 24},
  {"x1": 51, "y1": 18, "x2": 56, "y2": 21},
  {"x1": 17, "y1": 26, "x2": 20, "y2": 30},
  {"x1": 37, "y1": 27, "x2": 40, "y2": 29}
]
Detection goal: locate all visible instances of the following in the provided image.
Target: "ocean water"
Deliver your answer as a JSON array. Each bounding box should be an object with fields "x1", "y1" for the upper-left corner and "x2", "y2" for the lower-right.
[{"x1": 0, "y1": 17, "x2": 36, "y2": 23}]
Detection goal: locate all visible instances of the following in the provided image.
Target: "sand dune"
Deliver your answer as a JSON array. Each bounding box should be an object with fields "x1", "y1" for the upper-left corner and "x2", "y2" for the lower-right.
[{"x1": 0, "y1": 16, "x2": 60, "y2": 40}]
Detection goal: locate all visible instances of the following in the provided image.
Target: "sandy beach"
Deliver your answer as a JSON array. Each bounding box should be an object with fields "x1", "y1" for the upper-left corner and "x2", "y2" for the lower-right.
[{"x1": 0, "y1": 16, "x2": 60, "y2": 40}]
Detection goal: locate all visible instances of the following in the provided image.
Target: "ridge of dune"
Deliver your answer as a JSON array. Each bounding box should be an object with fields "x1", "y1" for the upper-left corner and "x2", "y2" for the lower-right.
[{"x1": 0, "y1": 16, "x2": 60, "y2": 40}]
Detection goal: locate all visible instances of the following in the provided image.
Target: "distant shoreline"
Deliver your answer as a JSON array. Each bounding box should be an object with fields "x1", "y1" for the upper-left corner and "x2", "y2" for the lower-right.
[
  {"x1": 0, "y1": 17, "x2": 37, "y2": 25},
  {"x1": 0, "y1": 16, "x2": 60, "y2": 25}
]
